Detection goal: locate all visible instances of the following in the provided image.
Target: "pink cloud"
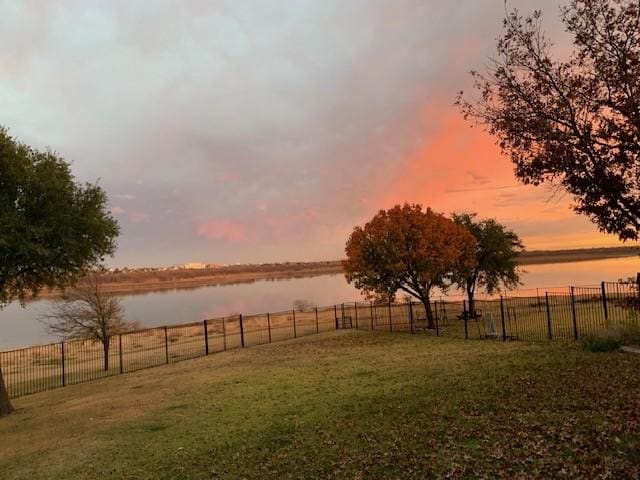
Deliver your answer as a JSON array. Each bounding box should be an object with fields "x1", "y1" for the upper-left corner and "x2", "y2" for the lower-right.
[
  {"x1": 261, "y1": 208, "x2": 320, "y2": 239},
  {"x1": 219, "y1": 171, "x2": 240, "y2": 182},
  {"x1": 130, "y1": 211, "x2": 151, "y2": 223},
  {"x1": 197, "y1": 220, "x2": 246, "y2": 243},
  {"x1": 373, "y1": 104, "x2": 613, "y2": 250}
]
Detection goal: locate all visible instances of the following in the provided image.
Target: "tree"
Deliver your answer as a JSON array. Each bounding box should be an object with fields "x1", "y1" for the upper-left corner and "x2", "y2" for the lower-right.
[
  {"x1": 343, "y1": 204, "x2": 476, "y2": 329},
  {"x1": 0, "y1": 127, "x2": 119, "y2": 417},
  {"x1": 452, "y1": 213, "x2": 524, "y2": 315},
  {"x1": 457, "y1": 0, "x2": 640, "y2": 241},
  {"x1": 293, "y1": 299, "x2": 316, "y2": 312},
  {"x1": 40, "y1": 273, "x2": 137, "y2": 372}
]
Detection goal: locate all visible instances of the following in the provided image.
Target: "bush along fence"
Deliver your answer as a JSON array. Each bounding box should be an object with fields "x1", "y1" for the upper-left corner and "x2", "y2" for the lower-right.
[{"x1": 2, "y1": 281, "x2": 639, "y2": 399}]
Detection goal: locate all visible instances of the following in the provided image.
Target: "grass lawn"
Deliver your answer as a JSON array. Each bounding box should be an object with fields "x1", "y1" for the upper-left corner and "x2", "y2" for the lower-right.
[{"x1": 1, "y1": 330, "x2": 639, "y2": 479}]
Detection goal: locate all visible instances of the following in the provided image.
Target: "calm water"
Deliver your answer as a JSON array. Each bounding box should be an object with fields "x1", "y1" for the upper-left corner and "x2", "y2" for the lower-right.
[{"x1": 1, "y1": 256, "x2": 638, "y2": 349}]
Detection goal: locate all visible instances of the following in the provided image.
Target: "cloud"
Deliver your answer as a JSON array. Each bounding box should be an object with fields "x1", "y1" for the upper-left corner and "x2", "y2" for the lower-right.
[
  {"x1": 467, "y1": 170, "x2": 491, "y2": 186},
  {"x1": 1, "y1": 0, "x2": 615, "y2": 267},
  {"x1": 129, "y1": 211, "x2": 151, "y2": 223},
  {"x1": 114, "y1": 193, "x2": 136, "y2": 200},
  {"x1": 197, "y1": 220, "x2": 246, "y2": 243}
]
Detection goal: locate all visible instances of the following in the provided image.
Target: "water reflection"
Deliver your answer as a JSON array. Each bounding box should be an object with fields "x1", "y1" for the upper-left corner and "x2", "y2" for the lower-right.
[{"x1": 1, "y1": 256, "x2": 638, "y2": 349}]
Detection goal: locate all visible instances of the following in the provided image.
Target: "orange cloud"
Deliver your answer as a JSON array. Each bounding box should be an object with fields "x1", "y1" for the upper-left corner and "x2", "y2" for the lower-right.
[{"x1": 376, "y1": 104, "x2": 625, "y2": 250}]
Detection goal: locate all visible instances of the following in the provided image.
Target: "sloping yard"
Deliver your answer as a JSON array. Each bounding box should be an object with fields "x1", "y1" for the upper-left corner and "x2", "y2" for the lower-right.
[{"x1": 1, "y1": 330, "x2": 639, "y2": 479}]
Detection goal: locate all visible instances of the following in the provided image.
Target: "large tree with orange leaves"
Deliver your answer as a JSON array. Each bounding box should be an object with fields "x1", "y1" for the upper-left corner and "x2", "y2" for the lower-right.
[{"x1": 343, "y1": 204, "x2": 476, "y2": 329}]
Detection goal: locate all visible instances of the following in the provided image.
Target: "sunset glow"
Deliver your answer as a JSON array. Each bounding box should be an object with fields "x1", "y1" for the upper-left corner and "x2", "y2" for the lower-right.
[{"x1": 0, "y1": 0, "x2": 629, "y2": 267}]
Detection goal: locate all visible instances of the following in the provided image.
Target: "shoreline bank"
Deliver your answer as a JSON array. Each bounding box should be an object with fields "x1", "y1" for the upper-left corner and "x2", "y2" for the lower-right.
[{"x1": 31, "y1": 247, "x2": 638, "y2": 299}]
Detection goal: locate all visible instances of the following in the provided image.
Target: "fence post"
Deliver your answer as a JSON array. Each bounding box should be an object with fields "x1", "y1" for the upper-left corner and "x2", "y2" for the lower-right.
[
  {"x1": 499, "y1": 297, "x2": 506, "y2": 342},
  {"x1": 435, "y1": 303, "x2": 439, "y2": 337},
  {"x1": 354, "y1": 302, "x2": 359, "y2": 329},
  {"x1": 409, "y1": 301, "x2": 414, "y2": 334},
  {"x1": 239, "y1": 314, "x2": 245, "y2": 347},
  {"x1": 204, "y1": 320, "x2": 209, "y2": 355},
  {"x1": 570, "y1": 287, "x2": 579, "y2": 340},
  {"x1": 334, "y1": 305, "x2": 338, "y2": 330},
  {"x1": 118, "y1": 334, "x2": 124, "y2": 374},
  {"x1": 164, "y1": 326, "x2": 169, "y2": 363},
  {"x1": 463, "y1": 300, "x2": 468, "y2": 340},
  {"x1": 61, "y1": 342, "x2": 66, "y2": 387},
  {"x1": 545, "y1": 292, "x2": 553, "y2": 340},
  {"x1": 388, "y1": 299, "x2": 392, "y2": 332},
  {"x1": 267, "y1": 313, "x2": 272, "y2": 342},
  {"x1": 292, "y1": 309, "x2": 297, "y2": 338},
  {"x1": 222, "y1": 318, "x2": 227, "y2": 351},
  {"x1": 370, "y1": 301, "x2": 374, "y2": 330},
  {"x1": 314, "y1": 308, "x2": 319, "y2": 334},
  {"x1": 601, "y1": 281, "x2": 609, "y2": 321}
]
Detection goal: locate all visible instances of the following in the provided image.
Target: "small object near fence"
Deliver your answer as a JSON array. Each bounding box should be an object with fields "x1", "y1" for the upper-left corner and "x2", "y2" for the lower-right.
[{"x1": 2, "y1": 281, "x2": 639, "y2": 400}]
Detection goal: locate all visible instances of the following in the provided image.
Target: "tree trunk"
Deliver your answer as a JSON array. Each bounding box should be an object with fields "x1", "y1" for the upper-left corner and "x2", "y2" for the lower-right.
[
  {"x1": 0, "y1": 367, "x2": 14, "y2": 417},
  {"x1": 467, "y1": 287, "x2": 475, "y2": 319},
  {"x1": 423, "y1": 299, "x2": 435, "y2": 330},
  {"x1": 103, "y1": 339, "x2": 110, "y2": 372}
]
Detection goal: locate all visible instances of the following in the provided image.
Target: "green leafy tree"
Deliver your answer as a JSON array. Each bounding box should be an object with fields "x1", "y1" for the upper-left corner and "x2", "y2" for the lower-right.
[
  {"x1": 344, "y1": 204, "x2": 476, "y2": 329},
  {"x1": 457, "y1": 0, "x2": 640, "y2": 241},
  {"x1": 452, "y1": 213, "x2": 523, "y2": 315},
  {"x1": 0, "y1": 127, "x2": 119, "y2": 417}
]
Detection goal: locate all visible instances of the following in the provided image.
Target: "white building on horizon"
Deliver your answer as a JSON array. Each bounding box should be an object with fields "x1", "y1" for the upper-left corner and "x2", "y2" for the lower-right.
[{"x1": 183, "y1": 262, "x2": 206, "y2": 270}]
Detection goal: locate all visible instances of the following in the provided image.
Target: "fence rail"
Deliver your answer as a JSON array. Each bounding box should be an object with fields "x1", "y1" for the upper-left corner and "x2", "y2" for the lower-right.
[{"x1": 2, "y1": 281, "x2": 639, "y2": 399}]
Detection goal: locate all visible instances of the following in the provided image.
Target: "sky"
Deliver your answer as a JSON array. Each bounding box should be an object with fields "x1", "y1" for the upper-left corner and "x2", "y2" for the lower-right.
[{"x1": 0, "y1": 0, "x2": 627, "y2": 267}]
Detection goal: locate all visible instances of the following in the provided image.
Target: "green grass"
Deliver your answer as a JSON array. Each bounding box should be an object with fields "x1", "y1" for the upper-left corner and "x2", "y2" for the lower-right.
[
  {"x1": 1, "y1": 330, "x2": 639, "y2": 479},
  {"x1": 582, "y1": 335, "x2": 622, "y2": 352}
]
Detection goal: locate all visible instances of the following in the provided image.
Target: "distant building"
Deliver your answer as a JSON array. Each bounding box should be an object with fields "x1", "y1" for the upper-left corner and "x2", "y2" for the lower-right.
[{"x1": 183, "y1": 262, "x2": 206, "y2": 270}]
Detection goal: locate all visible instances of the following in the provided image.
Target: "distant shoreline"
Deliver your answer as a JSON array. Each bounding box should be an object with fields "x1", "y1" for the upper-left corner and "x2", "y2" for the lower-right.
[
  {"x1": 517, "y1": 246, "x2": 638, "y2": 266},
  {"x1": 34, "y1": 246, "x2": 638, "y2": 299}
]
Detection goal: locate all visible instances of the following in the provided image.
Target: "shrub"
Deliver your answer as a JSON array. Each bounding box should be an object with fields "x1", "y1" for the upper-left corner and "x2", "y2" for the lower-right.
[
  {"x1": 582, "y1": 326, "x2": 640, "y2": 352},
  {"x1": 618, "y1": 326, "x2": 640, "y2": 346},
  {"x1": 582, "y1": 335, "x2": 622, "y2": 353}
]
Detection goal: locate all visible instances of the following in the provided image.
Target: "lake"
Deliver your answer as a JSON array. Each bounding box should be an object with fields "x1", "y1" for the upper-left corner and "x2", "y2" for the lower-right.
[{"x1": 1, "y1": 256, "x2": 638, "y2": 350}]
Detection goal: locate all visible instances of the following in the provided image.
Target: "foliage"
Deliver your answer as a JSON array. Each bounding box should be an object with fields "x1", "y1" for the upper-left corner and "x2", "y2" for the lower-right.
[
  {"x1": 293, "y1": 299, "x2": 316, "y2": 312},
  {"x1": 343, "y1": 204, "x2": 476, "y2": 327},
  {"x1": 613, "y1": 279, "x2": 640, "y2": 313},
  {"x1": 0, "y1": 127, "x2": 119, "y2": 416},
  {"x1": 619, "y1": 326, "x2": 640, "y2": 346},
  {"x1": 583, "y1": 325, "x2": 640, "y2": 352},
  {"x1": 582, "y1": 334, "x2": 622, "y2": 353},
  {"x1": 457, "y1": 0, "x2": 640, "y2": 241},
  {"x1": 452, "y1": 213, "x2": 523, "y2": 313},
  {"x1": 617, "y1": 293, "x2": 640, "y2": 312},
  {"x1": 0, "y1": 127, "x2": 119, "y2": 305}
]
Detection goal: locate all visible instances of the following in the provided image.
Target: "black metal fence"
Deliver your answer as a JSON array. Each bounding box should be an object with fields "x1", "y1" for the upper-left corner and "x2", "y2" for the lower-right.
[
  {"x1": 349, "y1": 282, "x2": 639, "y2": 343},
  {"x1": 2, "y1": 281, "x2": 639, "y2": 400},
  {"x1": 423, "y1": 281, "x2": 640, "y2": 343},
  {"x1": 0, "y1": 306, "x2": 345, "y2": 399}
]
